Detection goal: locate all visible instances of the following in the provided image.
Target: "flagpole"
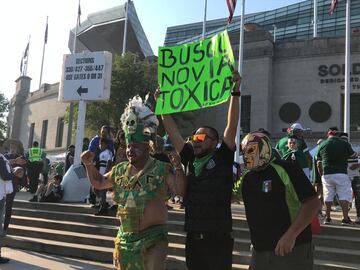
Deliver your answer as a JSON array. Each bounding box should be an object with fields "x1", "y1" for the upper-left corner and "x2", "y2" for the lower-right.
[
  {"x1": 344, "y1": 0, "x2": 351, "y2": 138},
  {"x1": 202, "y1": 0, "x2": 207, "y2": 39},
  {"x1": 39, "y1": 16, "x2": 48, "y2": 89},
  {"x1": 67, "y1": 0, "x2": 81, "y2": 148},
  {"x1": 273, "y1": 24, "x2": 277, "y2": 42},
  {"x1": 235, "y1": 0, "x2": 245, "y2": 163},
  {"x1": 72, "y1": 0, "x2": 81, "y2": 54},
  {"x1": 313, "y1": 0, "x2": 318, "y2": 38},
  {"x1": 122, "y1": 0, "x2": 130, "y2": 56}
]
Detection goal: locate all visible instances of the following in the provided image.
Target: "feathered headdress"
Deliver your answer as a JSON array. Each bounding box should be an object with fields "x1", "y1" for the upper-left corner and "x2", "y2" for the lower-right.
[{"x1": 120, "y1": 95, "x2": 159, "y2": 144}]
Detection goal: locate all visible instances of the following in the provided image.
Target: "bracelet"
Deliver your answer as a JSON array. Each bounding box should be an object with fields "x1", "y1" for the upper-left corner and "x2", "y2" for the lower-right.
[{"x1": 231, "y1": 91, "x2": 241, "y2": 96}]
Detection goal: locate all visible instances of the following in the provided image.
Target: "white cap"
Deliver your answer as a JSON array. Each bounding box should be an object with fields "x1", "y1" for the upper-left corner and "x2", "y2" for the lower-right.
[{"x1": 290, "y1": 123, "x2": 304, "y2": 130}]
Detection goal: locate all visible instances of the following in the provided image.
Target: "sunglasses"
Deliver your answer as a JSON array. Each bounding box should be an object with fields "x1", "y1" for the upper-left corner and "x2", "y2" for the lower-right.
[{"x1": 191, "y1": 134, "x2": 214, "y2": 142}]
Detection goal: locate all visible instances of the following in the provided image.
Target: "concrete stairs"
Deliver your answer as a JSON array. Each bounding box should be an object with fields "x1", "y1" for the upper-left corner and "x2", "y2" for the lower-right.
[{"x1": 4, "y1": 194, "x2": 360, "y2": 270}]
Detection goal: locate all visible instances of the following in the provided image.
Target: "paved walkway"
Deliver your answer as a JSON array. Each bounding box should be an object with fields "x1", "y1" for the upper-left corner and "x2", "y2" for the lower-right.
[{"x1": 0, "y1": 248, "x2": 114, "y2": 270}]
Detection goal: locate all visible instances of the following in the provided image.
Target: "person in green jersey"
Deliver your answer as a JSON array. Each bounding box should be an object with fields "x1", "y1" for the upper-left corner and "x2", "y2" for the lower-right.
[
  {"x1": 283, "y1": 136, "x2": 310, "y2": 178},
  {"x1": 316, "y1": 129, "x2": 357, "y2": 225},
  {"x1": 276, "y1": 123, "x2": 311, "y2": 177},
  {"x1": 82, "y1": 96, "x2": 186, "y2": 270}
]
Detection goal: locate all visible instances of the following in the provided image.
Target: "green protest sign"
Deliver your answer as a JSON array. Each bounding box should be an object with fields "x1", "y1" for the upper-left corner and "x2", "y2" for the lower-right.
[{"x1": 155, "y1": 30, "x2": 235, "y2": 115}]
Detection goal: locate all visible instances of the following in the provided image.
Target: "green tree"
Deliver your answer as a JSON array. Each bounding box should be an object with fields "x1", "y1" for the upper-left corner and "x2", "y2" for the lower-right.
[
  {"x1": 0, "y1": 92, "x2": 9, "y2": 139},
  {"x1": 85, "y1": 53, "x2": 158, "y2": 134}
]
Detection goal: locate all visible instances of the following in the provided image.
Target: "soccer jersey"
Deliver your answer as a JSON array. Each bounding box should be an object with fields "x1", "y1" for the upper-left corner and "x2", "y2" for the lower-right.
[
  {"x1": 316, "y1": 137, "x2": 355, "y2": 175},
  {"x1": 98, "y1": 149, "x2": 113, "y2": 175},
  {"x1": 276, "y1": 136, "x2": 308, "y2": 158},
  {"x1": 241, "y1": 159, "x2": 316, "y2": 251}
]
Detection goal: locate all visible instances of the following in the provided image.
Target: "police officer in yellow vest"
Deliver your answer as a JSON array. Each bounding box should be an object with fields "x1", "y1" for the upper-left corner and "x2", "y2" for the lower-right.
[{"x1": 26, "y1": 141, "x2": 46, "y2": 193}]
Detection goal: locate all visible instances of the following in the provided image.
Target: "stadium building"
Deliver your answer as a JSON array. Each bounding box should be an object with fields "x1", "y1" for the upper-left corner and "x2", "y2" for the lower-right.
[
  {"x1": 164, "y1": 0, "x2": 360, "y2": 142},
  {"x1": 7, "y1": 0, "x2": 360, "y2": 152}
]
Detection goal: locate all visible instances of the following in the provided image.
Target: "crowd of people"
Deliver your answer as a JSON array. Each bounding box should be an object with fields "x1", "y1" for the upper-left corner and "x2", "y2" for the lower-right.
[
  {"x1": 0, "y1": 70, "x2": 359, "y2": 269},
  {"x1": 79, "y1": 67, "x2": 358, "y2": 270}
]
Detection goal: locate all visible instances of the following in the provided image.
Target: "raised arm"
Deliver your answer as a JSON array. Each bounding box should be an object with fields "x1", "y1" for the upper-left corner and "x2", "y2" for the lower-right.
[
  {"x1": 81, "y1": 151, "x2": 114, "y2": 190},
  {"x1": 223, "y1": 70, "x2": 241, "y2": 151},
  {"x1": 154, "y1": 89, "x2": 185, "y2": 154},
  {"x1": 167, "y1": 151, "x2": 187, "y2": 197}
]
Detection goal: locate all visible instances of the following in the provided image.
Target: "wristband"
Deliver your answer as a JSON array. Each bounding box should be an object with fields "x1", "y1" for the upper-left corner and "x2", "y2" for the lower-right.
[{"x1": 231, "y1": 91, "x2": 241, "y2": 96}]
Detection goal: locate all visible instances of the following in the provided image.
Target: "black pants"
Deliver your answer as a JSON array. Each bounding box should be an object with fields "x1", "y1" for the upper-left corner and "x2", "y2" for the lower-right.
[
  {"x1": 352, "y1": 177, "x2": 360, "y2": 217},
  {"x1": 95, "y1": 188, "x2": 107, "y2": 208},
  {"x1": 3, "y1": 192, "x2": 16, "y2": 231},
  {"x1": 185, "y1": 232, "x2": 234, "y2": 270},
  {"x1": 250, "y1": 242, "x2": 314, "y2": 270},
  {"x1": 40, "y1": 192, "x2": 61, "y2": 203},
  {"x1": 42, "y1": 173, "x2": 48, "y2": 185},
  {"x1": 27, "y1": 162, "x2": 43, "y2": 193}
]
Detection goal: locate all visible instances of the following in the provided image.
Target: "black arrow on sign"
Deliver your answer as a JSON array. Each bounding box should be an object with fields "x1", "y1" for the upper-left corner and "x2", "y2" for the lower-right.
[{"x1": 77, "y1": 86, "x2": 88, "y2": 96}]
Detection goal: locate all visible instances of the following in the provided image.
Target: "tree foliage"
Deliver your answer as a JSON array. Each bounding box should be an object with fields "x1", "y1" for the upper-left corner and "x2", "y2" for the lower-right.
[
  {"x1": 0, "y1": 92, "x2": 9, "y2": 139},
  {"x1": 85, "y1": 53, "x2": 158, "y2": 134}
]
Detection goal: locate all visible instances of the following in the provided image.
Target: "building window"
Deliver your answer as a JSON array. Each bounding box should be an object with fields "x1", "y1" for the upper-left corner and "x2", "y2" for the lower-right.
[
  {"x1": 55, "y1": 118, "x2": 64, "y2": 147},
  {"x1": 279, "y1": 102, "x2": 301, "y2": 123},
  {"x1": 40, "y1": 120, "x2": 48, "y2": 149},
  {"x1": 28, "y1": 123, "x2": 35, "y2": 148},
  {"x1": 241, "y1": 95, "x2": 251, "y2": 134},
  {"x1": 341, "y1": 94, "x2": 360, "y2": 131},
  {"x1": 309, "y1": 101, "x2": 332, "y2": 122}
]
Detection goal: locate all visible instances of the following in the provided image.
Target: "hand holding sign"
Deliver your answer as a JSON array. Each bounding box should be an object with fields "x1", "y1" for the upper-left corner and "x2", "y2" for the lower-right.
[
  {"x1": 232, "y1": 69, "x2": 241, "y2": 94},
  {"x1": 156, "y1": 30, "x2": 235, "y2": 115}
]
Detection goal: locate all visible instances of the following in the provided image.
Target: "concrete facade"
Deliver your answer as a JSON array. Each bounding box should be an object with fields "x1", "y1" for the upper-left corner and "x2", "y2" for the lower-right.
[
  {"x1": 8, "y1": 78, "x2": 69, "y2": 153},
  {"x1": 271, "y1": 37, "x2": 360, "y2": 132},
  {"x1": 68, "y1": 1, "x2": 153, "y2": 58}
]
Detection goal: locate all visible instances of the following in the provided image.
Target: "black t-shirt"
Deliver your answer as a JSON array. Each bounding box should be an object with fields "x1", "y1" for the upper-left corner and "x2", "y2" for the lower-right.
[
  {"x1": 180, "y1": 141, "x2": 234, "y2": 174},
  {"x1": 242, "y1": 159, "x2": 316, "y2": 251},
  {"x1": 180, "y1": 141, "x2": 235, "y2": 232}
]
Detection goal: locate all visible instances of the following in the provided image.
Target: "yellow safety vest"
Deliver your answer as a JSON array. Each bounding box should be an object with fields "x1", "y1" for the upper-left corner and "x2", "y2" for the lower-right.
[{"x1": 28, "y1": 148, "x2": 43, "y2": 162}]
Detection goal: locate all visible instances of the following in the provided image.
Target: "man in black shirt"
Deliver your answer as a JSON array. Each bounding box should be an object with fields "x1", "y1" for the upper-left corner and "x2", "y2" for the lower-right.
[
  {"x1": 156, "y1": 70, "x2": 241, "y2": 270},
  {"x1": 234, "y1": 132, "x2": 319, "y2": 270}
]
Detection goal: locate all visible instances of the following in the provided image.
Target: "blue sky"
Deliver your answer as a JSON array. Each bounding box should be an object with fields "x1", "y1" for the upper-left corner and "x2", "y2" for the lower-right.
[{"x1": 1, "y1": 0, "x2": 305, "y2": 100}]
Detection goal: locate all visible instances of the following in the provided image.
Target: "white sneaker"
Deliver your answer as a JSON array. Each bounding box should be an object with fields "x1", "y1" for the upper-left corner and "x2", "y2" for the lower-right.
[{"x1": 355, "y1": 217, "x2": 360, "y2": 225}]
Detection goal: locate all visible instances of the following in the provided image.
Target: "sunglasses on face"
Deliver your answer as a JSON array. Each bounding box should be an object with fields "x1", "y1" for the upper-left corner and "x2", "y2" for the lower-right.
[{"x1": 191, "y1": 134, "x2": 214, "y2": 142}]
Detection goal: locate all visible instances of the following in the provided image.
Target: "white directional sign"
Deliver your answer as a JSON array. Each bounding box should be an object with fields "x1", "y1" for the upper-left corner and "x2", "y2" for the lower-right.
[{"x1": 59, "y1": 51, "x2": 112, "y2": 102}]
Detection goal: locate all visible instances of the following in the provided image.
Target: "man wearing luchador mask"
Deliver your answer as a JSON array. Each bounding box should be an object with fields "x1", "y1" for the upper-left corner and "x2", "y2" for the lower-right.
[{"x1": 233, "y1": 132, "x2": 320, "y2": 270}]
